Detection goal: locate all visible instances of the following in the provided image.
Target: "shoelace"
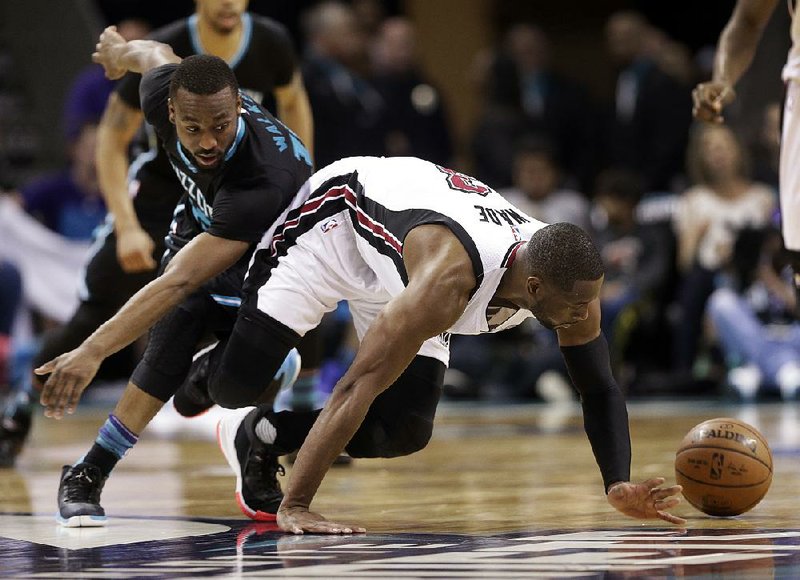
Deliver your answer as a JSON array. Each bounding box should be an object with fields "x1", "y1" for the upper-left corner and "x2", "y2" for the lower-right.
[
  {"x1": 63, "y1": 469, "x2": 100, "y2": 502},
  {"x1": 247, "y1": 448, "x2": 285, "y2": 495}
]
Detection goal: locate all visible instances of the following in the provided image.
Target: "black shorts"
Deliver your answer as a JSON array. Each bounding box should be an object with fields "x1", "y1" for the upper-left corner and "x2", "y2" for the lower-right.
[
  {"x1": 129, "y1": 265, "x2": 246, "y2": 401},
  {"x1": 80, "y1": 222, "x2": 166, "y2": 309},
  {"x1": 82, "y1": 171, "x2": 180, "y2": 309}
]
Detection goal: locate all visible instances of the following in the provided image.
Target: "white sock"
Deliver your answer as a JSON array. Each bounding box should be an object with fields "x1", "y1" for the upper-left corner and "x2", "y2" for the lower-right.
[{"x1": 254, "y1": 417, "x2": 277, "y2": 445}]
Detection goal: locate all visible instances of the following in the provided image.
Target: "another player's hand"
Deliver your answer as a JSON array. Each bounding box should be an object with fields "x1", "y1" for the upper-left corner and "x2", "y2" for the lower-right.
[
  {"x1": 92, "y1": 26, "x2": 128, "y2": 80},
  {"x1": 277, "y1": 505, "x2": 366, "y2": 535},
  {"x1": 35, "y1": 346, "x2": 104, "y2": 419},
  {"x1": 607, "y1": 478, "x2": 686, "y2": 525},
  {"x1": 692, "y1": 82, "x2": 735, "y2": 123},
  {"x1": 117, "y1": 227, "x2": 157, "y2": 272}
]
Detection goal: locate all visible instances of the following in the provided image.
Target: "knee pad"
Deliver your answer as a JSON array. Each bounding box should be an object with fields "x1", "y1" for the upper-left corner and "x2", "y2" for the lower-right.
[
  {"x1": 208, "y1": 312, "x2": 300, "y2": 409},
  {"x1": 346, "y1": 414, "x2": 434, "y2": 459},
  {"x1": 131, "y1": 305, "x2": 210, "y2": 402}
]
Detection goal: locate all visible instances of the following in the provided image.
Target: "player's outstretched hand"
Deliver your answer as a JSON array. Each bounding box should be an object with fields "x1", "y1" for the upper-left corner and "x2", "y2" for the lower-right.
[
  {"x1": 117, "y1": 227, "x2": 157, "y2": 272},
  {"x1": 692, "y1": 82, "x2": 735, "y2": 124},
  {"x1": 277, "y1": 505, "x2": 366, "y2": 535},
  {"x1": 92, "y1": 26, "x2": 129, "y2": 80},
  {"x1": 35, "y1": 346, "x2": 103, "y2": 419},
  {"x1": 607, "y1": 478, "x2": 686, "y2": 525}
]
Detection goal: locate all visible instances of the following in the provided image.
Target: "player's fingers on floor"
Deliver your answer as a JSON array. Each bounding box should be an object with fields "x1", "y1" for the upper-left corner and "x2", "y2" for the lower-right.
[
  {"x1": 658, "y1": 511, "x2": 687, "y2": 525},
  {"x1": 309, "y1": 522, "x2": 358, "y2": 535}
]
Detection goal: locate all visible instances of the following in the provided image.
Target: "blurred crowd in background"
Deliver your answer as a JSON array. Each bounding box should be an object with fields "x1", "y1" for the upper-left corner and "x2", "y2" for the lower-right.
[{"x1": 0, "y1": 0, "x2": 797, "y2": 410}]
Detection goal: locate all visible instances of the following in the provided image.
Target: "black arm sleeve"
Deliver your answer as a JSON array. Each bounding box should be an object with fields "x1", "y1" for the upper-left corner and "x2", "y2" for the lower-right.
[{"x1": 560, "y1": 334, "x2": 631, "y2": 492}]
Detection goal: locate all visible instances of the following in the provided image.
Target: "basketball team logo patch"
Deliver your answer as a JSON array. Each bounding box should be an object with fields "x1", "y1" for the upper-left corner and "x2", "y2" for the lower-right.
[{"x1": 320, "y1": 217, "x2": 340, "y2": 233}]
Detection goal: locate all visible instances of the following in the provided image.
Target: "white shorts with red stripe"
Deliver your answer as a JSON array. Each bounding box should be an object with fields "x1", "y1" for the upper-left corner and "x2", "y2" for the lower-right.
[{"x1": 251, "y1": 205, "x2": 450, "y2": 365}]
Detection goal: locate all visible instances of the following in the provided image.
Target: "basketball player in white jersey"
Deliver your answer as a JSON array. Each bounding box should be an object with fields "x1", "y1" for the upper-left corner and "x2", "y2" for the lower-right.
[
  {"x1": 40, "y1": 156, "x2": 685, "y2": 532},
  {"x1": 692, "y1": 0, "x2": 800, "y2": 301}
]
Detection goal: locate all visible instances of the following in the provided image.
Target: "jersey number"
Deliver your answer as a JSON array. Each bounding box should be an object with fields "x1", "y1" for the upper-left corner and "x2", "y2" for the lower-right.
[{"x1": 437, "y1": 165, "x2": 491, "y2": 197}]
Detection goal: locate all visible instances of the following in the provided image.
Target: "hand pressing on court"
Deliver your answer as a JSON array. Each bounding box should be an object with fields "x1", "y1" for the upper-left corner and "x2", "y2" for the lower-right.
[
  {"x1": 277, "y1": 505, "x2": 366, "y2": 535},
  {"x1": 606, "y1": 477, "x2": 686, "y2": 525},
  {"x1": 92, "y1": 26, "x2": 129, "y2": 80},
  {"x1": 35, "y1": 346, "x2": 104, "y2": 419},
  {"x1": 692, "y1": 82, "x2": 735, "y2": 124}
]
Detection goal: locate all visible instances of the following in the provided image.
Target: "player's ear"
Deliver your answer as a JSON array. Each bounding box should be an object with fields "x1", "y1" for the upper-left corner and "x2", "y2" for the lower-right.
[
  {"x1": 168, "y1": 98, "x2": 175, "y2": 125},
  {"x1": 236, "y1": 93, "x2": 242, "y2": 114},
  {"x1": 527, "y1": 276, "x2": 541, "y2": 296}
]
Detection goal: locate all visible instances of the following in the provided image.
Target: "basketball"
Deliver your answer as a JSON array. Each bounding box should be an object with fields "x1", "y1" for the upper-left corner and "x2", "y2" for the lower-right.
[{"x1": 675, "y1": 418, "x2": 773, "y2": 517}]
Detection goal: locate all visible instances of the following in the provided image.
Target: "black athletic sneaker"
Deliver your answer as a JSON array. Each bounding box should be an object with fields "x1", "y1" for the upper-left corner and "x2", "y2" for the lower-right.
[
  {"x1": 57, "y1": 463, "x2": 107, "y2": 527},
  {"x1": 217, "y1": 407, "x2": 284, "y2": 521},
  {"x1": 0, "y1": 403, "x2": 32, "y2": 468},
  {"x1": 173, "y1": 343, "x2": 217, "y2": 418}
]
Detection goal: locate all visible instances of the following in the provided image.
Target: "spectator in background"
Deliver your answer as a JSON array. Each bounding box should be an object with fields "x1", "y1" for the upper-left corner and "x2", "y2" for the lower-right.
[
  {"x1": 371, "y1": 17, "x2": 453, "y2": 166},
  {"x1": 351, "y1": 0, "x2": 386, "y2": 40},
  {"x1": 751, "y1": 102, "x2": 782, "y2": 191},
  {"x1": 301, "y1": 1, "x2": 388, "y2": 168},
  {"x1": 591, "y1": 169, "x2": 672, "y2": 377},
  {"x1": 672, "y1": 124, "x2": 776, "y2": 375},
  {"x1": 707, "y1": 220, "x2": 800, "y2": 401},
  {"x1": 16, "y1": 18, "x2": 151, "y2": 242},
  {"x1": 603, "y1": 11, "x2": 692, "y2": 192},
  {"x1": 18, "y1": 122, "x2": 105, "y2": 241},
  {"x1": 0, "y1": 261, "x2": 22, "y2": 392},
  {"x1": 499, "y1": 137, "x2": 590, "y2": 231},
  {"x1": 641, "y1": 26, "x2": 697, "y2": 88},
  {"x1": 472, "y1": 24, "x2": 595, "y2": 190},
  {"x1": 62, "y1": 18, "x2": 151, "y2": 144}
]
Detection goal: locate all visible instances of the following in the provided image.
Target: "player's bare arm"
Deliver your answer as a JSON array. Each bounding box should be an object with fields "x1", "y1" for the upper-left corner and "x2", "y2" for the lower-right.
[
  {"x1": 92, "y1": 26, "x2": 181, "y2": 80},
  {"x1": 96, "y1": 93, "x2": 155, "y2": 272},
  {"x1": 277, "y1": 225, "x2": 476, "y2": 535},
  {"x1": 274, "y1": 70, "x2": 314, "y2": 157},
  {"x1": 36, "y1": 233, "x2": 249, "y2": 419},
  {"x1": 557, "y1": 301, "x2": 686, "y2": 525},
  {"x1": 693, "y1": 0, "x2": 779, "y2": 122}
]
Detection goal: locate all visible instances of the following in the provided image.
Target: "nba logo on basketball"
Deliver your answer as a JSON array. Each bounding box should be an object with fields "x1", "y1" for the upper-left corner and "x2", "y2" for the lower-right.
[{"x1": 710, "y1": 452, "x2": 724, "y2": 480}]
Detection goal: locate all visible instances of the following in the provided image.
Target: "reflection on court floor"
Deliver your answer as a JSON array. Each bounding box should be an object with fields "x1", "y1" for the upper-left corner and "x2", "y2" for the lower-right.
[
  {"x1": 1, "y1": 400, "x2": 799, "y2": 577},
  {"x1": 1, "y1": 518, "x2": 799, "y2": 578}
]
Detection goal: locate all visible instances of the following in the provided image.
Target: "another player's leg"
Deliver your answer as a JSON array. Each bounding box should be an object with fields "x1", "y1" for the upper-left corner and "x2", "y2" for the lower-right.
[
  {"x1": 0, "y1": 260, "x2": 25, "y2": 467},
  {"x1": 172, "y1": 341, "x2": 301, "y2": 418},
  {"x1": 57, "y1": 384, "x2": 161, "y2": 527},
  {"x1": 212, "y1": 310, "x2": 306, "y2": 520},
  {"x1": 214, "y1": 202, "x2": 360, "y2": 518},
  {"x1": 57, "y1": 300, "x2": 209, "y2": 526},
  {"x1": 1, "y1": 228, "x2": 159, "y2": 467},
  {"x1": 218, "y1": 354, "x2": 445, "y2": 521},
  {"x1": 1, "y1": 301, "x2": 117, "y2": 468}
]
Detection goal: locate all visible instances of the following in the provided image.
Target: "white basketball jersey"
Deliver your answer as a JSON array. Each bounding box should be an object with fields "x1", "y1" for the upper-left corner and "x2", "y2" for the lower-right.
[{"x1": 260, "y1": 157, "x2": 547, "y2": 336}]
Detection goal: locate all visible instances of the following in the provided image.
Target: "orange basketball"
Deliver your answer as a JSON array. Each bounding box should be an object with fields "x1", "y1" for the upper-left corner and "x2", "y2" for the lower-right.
[{"x1": 675, "y1": 417, "x2": 772, "y2": 517}]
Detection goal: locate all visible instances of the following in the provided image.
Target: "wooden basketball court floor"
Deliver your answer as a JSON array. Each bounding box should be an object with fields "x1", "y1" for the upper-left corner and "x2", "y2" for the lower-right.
[{"x1": 1, "y1": 398, "x2": 799, "y2": 578}]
